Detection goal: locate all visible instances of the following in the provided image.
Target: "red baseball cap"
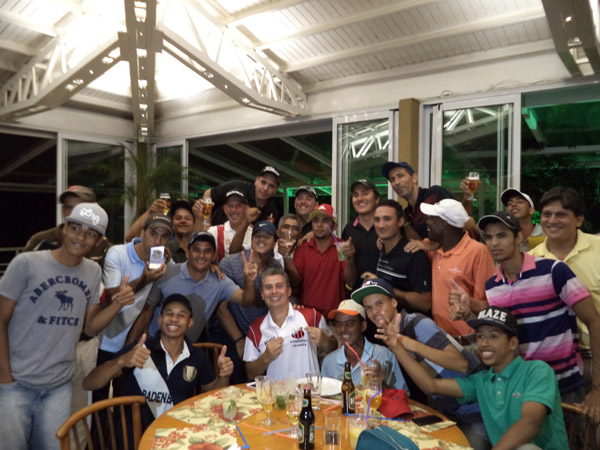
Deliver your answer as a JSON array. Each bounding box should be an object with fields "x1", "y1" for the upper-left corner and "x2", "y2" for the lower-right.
[
  {"x1": 378, "y1": 389, "x2": 412, "y2": 418},
  {"x1": 309, "y1": 203, "x2": 336, "y2": 223}
]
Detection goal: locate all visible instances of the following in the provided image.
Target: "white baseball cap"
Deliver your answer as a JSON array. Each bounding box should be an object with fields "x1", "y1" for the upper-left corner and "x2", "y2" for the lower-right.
[{"x1": 420, "y1": 198, "x2": 469, "y2": 228}]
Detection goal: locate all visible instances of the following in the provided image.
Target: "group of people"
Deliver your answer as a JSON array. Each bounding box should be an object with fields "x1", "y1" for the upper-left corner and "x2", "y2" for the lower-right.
[{"x1": 0, "y1": 161, "x2": 598, "y2": 450}]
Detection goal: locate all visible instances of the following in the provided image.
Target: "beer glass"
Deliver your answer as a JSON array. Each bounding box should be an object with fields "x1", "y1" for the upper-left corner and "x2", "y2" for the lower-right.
[
  {"x1": 466, "y1": 172, "x2": 480, "y2": 201},
  {"x1": 255, "y1": 375, "x2": 275, "y2": 426}
]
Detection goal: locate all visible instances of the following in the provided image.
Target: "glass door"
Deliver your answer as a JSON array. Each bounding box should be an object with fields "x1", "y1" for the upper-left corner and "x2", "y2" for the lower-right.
[{"x1": 333, "y1": 111, "x2": 396, "y2": 229}]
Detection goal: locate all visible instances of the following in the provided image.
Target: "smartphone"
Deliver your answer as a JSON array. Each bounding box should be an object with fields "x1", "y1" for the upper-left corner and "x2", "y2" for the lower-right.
[
  {"x1": 413, "y1": 415, "x2": 444, "y2": 426},
  {"x1": 149, "y1": 246, "x2": 165, "y2": 269}
]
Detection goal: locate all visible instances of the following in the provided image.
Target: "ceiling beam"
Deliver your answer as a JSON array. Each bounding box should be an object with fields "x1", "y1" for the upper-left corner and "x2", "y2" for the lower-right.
[
  {"x1": 189, "y1": 148, "x2": 257, "y2": 180},
  {"x1": 0, "y1": 9, "x2": 58, "y2": 37},
  {"x1": 189, "y1": 166, "x2": 227, "y2": 185},
  {"x1": 541, "y1": 0, "x2": 582, "y2": 76},
  {"x1": 0, "y1": 39, "x2": 37, "y2": 57},
  {"x1": 225, "y1": 0, "x2": 305, "y2": 26},
  {"x1": 255, "y1": 0, "x2": 436, "y2": 51},
  {"x1": 228, "y1": 142, "x2": 312, "y2": 183},
  {"x1": 284, "y1": 7, "x2": 546, "y2": 72},
  {"x1": 279, "y1": 137, "x2": 331, "y2": 167},
  {"x1": 0, "y1": 140, "x2": 55, "y2": 179},
  {"x1": 572, "y1": 0, "x2": 600, "y2": 73}
]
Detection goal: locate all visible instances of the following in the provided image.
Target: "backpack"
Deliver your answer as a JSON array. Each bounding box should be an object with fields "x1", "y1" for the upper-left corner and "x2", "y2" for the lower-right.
[{"x1": 356, "y1": 425, "x2": 419, "y2": 450}]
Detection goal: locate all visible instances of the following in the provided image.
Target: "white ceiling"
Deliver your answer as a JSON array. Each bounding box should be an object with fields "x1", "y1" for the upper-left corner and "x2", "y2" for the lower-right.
[{"x1": 0, "y1": 0, "x2": 598, "y2": 141}]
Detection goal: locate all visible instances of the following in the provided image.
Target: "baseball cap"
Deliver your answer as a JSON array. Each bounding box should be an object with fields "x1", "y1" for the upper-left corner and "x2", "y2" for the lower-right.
[
  {"x1": 161, "y1": 293, "x2": 192, "y2": 314},
  {"x1": 294, "y1": 186, "x2": 317, "y2": 199},
  {"x1": 381, "y1": 161, "x2": 415, "y2": 179},
  {"x1": 328, "y1": 299, "x2": 366, "y2": 320},
  {"x1": 478, "y1": 211, "x2": 521, "y2": 232},
  {"x1": 170, "y1": 200, "x2": 194, "y2": 219},
  {"x1": 259, "y1": 166, "x2": 281, "y2": 184},
  {"x1": 420, "y1": 199, "x2": 469, "y2": 228},
  {"x1": 467, "y1": 306, "x2": 519, "y2": 337},
  {"x1": 351, "y1": 278, "x2": 394, "y2": 305},
  {"x1": 309, "y1": 203, "x2": 336, "y2": 223},
  {"x1": 225, "y1": 190, "x2": 248, "y2": 203},
  {"x1": 252, "y1": 220, "x2": 277, "y2": 237},
  {"x1": 143, "y1": 214, "x2": 172, "y2": 232},
  {"x1": 500, "y1": 188, "x2": 535, "y2": 209},
  {"x1": 378, "y1": 389, "x2": 412, "y2": 419},
  {"x1": 59, "y1": 185, "x2": 96, "y2": 203},
  {"x1": 65, "y1": 202, "x2": 108, "y2": 236},
  {"x1": 188, "y1": 231, "x2": 216, "y2": 249},
  {"x1": 350, "y1": 179, "x2": 378, "y2": 195}
]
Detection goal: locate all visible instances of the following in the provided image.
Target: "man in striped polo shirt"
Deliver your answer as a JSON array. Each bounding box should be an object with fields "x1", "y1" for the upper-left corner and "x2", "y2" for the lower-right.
[{"x1": 452, "y1": 211, "x2": 600, "y2": 422}]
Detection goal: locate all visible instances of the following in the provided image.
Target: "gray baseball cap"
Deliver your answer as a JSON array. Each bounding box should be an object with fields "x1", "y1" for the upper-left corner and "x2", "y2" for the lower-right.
[{"x1": 65, "y1": 202, "x2": 108, "y2": 235}]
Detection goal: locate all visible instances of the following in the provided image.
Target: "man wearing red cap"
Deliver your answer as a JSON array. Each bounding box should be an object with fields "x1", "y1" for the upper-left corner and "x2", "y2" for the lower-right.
[{"x1": 287, "y1": 204, "x2": 357, "y2": 316}]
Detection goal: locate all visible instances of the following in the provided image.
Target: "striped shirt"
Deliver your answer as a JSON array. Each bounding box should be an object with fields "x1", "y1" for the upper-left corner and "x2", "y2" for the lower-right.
[{"x1": 485, "y1": 253, "x2": 590, "y2": 394}]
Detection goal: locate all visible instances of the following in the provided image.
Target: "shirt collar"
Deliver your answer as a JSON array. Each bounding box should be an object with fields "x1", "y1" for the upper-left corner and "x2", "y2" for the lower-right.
[
  {"x1": 334, "y1": 338, "x2": 371, "y2": 364},
  {"x1": 490, "y1": 355, "x2": 522, "y2": 381},
  {"x1": 495, "y1": 252, "x2": 536, "y2": 282},
  {"x1": 434, "y1": 232, "x2": 470, "y2": 256},
  {"x1": 126, "y1": 238, "x2": 143, "y2": 264},
  {"x1": 267, "y1": 303, "x2": 294, "y2": 329}
]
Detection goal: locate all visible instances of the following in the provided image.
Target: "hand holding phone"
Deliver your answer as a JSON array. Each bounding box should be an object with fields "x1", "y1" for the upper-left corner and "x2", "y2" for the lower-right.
[{"x1": 149, "y1": 246, "x2": 165, "y2": 269}]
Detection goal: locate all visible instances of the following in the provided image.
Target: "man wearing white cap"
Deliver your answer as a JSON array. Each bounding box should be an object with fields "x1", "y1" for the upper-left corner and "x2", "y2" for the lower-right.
[
  {"x1": 420, "y1": 199, "x2": 495, "y2": 339},
  {"x1": 321, "y1": 300, "x2": 406, "y2": 390},
  {"x1": 500, "y1": 188, "x2": 545, "y2": 251},
  {"x1": 0, "y1": 203, "x2": 135, "y2": 450}
]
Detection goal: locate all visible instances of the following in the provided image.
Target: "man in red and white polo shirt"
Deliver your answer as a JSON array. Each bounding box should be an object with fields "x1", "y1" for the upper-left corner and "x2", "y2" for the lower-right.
[{"x1": 244, "y1": 267, "x2": 337, "y2": 380}]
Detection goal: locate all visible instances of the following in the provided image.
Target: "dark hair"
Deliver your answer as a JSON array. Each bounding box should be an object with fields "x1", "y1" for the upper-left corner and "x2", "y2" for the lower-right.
[
  {"x1": 170, "y1": 200, "x2": 194, "y2": 221},
  {"x1": 261, "y1": 266, "x2": 290, "y2": 288},
  {"x1": 376, "y1": 199, "x2": 405, "y2": 220},
  {"x1": 161, "y1": 293, "x2": 192, "y2": 314},
  {"x1": 539, "y1": 187, "x2": 585, "y2": 217}
]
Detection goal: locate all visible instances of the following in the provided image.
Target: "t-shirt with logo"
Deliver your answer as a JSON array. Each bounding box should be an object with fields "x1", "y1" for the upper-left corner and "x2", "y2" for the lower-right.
[
  {"x1": 0, "y1": 251, "x2": 101, "y2": 389},
  {"x1": 244, "y1": 304, "x2": 331, "y2": 380}
]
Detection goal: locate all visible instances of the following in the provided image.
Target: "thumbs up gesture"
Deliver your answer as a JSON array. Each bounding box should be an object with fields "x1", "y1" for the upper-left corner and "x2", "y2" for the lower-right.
[
  {"x1": 121, "y1": 333, "x2": 151, "y2": 369},
  {"x1": 449, "y1": 279, "x2": 473, "y2": 321},
  {"x1": 217, "y1": 345, "x2": 234, "y2": 378},
  {"x1": 112, "y1": 274, "x2": 135, "y2": 307}
]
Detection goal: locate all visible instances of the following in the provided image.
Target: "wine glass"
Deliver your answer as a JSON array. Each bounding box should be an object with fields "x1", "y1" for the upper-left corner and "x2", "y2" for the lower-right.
[
  {"x1": 286, "y1": 389, "x2": 303, "y2": 438},
  {"x1": 364, "y1": 378, "x2": 382, "y2": 415},
  {"x1": 255, "y1": 375, "x2": 275, "y2": 426}
]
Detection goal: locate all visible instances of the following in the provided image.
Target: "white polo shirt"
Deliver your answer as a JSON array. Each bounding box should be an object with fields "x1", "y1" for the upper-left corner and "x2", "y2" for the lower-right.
[{"x1": 244, "y1": 304, "x2": 331, "y2": 380}]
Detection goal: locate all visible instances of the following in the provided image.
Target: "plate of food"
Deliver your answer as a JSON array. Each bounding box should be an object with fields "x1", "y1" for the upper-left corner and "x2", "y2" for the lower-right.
[{"x1": 298, "y1": 376, "x2": 343, "y2": 397}]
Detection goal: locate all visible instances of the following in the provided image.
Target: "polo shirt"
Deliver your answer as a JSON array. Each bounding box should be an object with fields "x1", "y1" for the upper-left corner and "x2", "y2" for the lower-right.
[
  {"x1": 145, "y1": 263, "x2": 239, "y2": 342},
  {"x1": 118, "y1": 332, "x2": 215, "y2": 430},
  {"x1": 294, "y1": 238, "x2": 347, "y2": 316},
  {"x1": 530, "y1": 230, "x2": 600, "y2": 349},
  {"x1": 207, "y1": 221, "x2": 252, "y2": 261},
  {"x1": 244, "y1": 304, "x2": 331, "y2": 380},
  {"x1": 167, "y1": 238, "x2": 187, "y2": 263},
  {"x1": 456, "y1": 357, "x2": 568, "y2": 449},
  {"x1": 342, "y1": 218, "x2": 380, "y2": 290},
  {"x1": 210, "y1": 180, "x2": 280, "y2": 226},
  {"x1": 429, "y1": 233, "x2": 495, "y2": 337},
  {"x1": 376, "y1": 237, "x2": 431, "y2": 305},
  {"x1": 404, "y1": 186, "x2": 455, "y2": 239},
  {"x1": 321, "y1": 338, "x2": 407, "y2": 390},
  {"x1": 485, "y1": 253, "x2": 588, "y2": 394}
]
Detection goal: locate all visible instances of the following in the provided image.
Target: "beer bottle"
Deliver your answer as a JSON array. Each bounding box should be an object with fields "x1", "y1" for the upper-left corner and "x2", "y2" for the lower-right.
[
  {"x1": 341, "y1": 361, "x2": 355, "y2": 414},
  {"x1": 298, "y1": 386, "x2": 315, "y2": 450}
]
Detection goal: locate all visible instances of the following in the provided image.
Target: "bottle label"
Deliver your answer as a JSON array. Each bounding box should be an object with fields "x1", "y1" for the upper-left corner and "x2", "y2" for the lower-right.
[
  {"x1": 349, "y1": 391, "x2": 355, "y2": 409},
  {"x1": 302, "y1": 399, "x2": 308, "y2": 408},
  {"x1": 299, "y1": 423, "x2": 304, "y2": 443},
  {"x1": 309, "y1": 424, "x2": 315, "y2": 443},
  {"x1": 344, "y1": 371, "x2": 351, "y2": 380}
]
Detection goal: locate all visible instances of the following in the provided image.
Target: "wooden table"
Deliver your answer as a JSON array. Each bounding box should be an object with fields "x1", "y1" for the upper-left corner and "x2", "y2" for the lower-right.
[{"x1": 139, "y1": 385, "x2": 470, "y2": 449}]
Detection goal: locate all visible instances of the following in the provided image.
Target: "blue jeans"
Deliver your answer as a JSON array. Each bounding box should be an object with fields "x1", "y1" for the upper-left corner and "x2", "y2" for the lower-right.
[{"x1": 0, "y1": 380, "x2": 72, "y2": 450}]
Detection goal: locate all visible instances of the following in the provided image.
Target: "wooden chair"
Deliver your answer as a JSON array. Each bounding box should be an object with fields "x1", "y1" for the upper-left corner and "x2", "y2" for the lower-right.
[
  {"x1": 193, "y1": 342, "x2": 224, "y2": 376},
  {"x1": 56, "y1": 395, "x2": 146, "y2": 450},
  {"x1": 562, "y1": 402, "x2": 597, "y2": 450}
]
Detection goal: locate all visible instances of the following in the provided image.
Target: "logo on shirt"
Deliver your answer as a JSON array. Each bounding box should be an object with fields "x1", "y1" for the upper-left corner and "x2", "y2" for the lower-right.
[
  {"x1": 183, "y1": 365, "x2": 197, "y2": 382},
  {"x1": 512, "y1": 392, "x2": 521, "y2": 398},
  {"x1": 56, "y1": 290, "x2": 74, "y2": 311},
  {"x1": 291, "y1": 327, "x2": 305, "y2": 339}
]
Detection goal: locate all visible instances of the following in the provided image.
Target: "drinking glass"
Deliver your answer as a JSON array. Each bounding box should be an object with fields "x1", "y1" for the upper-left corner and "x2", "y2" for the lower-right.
[
  {"x1": 279, "y1": 229, "x2": 296, "y2": 256},
  {"x1": 159, "y1": 193, "x2": 170, "y2": 215},
  {"x1": 272, "y1": 380, "x2": 288, "y2": 410},
  {"x1": 255, "y1": 375, "x2": 275, "y2": 426},
  {"x1": 363, "y1": 378, "x2": 382, "y2": 414},
  {"x1": 323, "y1": 411, "x2": 342, "y2": 449},
  {"x1": 286, "y1": 389, "x2": 303, "y2": 438},
  {"x1": 348, "y1": 414, "x2": 368, "y2": 449},
  {"x1": 201, "y1": 197, "x2": 213, "y2": 228},
  {"x1": 466, "y1": 172, "x2": 480, "y2": 201},
  {"x1": 305, "y1": 372, "x2": 322, "y2": 410}
]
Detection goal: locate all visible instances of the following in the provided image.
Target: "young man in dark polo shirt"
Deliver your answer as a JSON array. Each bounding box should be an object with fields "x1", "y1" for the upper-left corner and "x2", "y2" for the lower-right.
[
  {"x1": 362, "y1": 199, "x2": 432, "y2": 313},
  {"x1": 203, "y1": 166, "x2": 281, "y2": 226},
  {"x1": 294, "y1": 185, "x2": 318, "y2": 237},
  {"x1": 342, "y1": 179, "x2": 380, "y2": 290}
]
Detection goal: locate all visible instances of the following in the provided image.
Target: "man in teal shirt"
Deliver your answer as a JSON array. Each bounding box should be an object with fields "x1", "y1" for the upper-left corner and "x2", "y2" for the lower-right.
[{"x1": 380, "y1": 305, "x2": 568, "y2": 449}]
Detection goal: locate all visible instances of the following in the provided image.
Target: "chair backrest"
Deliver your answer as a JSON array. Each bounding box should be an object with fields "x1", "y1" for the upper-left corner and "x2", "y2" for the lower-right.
[
  {"x1": 56, "y1": 395, "x2": 146, "y2": 450},
  {"x1": 193, "y1": 342, "x2": 224, "y2": 376},
  {"x1": 562, "y1": 402, "x2": 597, "y2": 450}
]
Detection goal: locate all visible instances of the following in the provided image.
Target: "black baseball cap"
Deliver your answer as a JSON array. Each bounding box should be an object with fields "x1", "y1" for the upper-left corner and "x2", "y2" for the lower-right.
[
  {"x1": 225, "y1": 190, "x2": 248, "y2": 204},
  {"x1": 350, "y1": 179, "x2": 378, "y2": 195},
  {"x1": 351, "y1": 278, "x2": 394, "y2": 305},
  {"x1": 259, "y1": 166, "x2": 281, "y2": 184},
  {"x1": 162, "y1": 293, "x2": 192, "y2": 314},
  {"x1": 188, "y1": 231, "x2": 216, "y2": 250},
  {"x1": 478, "y1": 211, "x2": 521, "y2": 232},
  {"x1": 381, "y1": 161, "x2": 415, "y2": 179},
  {"x1": 467, "y1": 306, "x2": 519, "y2": 337},
  {"x1": 295, "y1": 186, "x2": 317, "y2": 199}
]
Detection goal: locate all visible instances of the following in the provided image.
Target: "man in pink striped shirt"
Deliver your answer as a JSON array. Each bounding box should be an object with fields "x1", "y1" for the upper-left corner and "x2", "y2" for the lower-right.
[{"x1": 452, "y1": 211, "x2": 600, "y2": 423}]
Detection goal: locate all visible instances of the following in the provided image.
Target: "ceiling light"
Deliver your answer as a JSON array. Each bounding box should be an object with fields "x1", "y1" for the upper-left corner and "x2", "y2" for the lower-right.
[{"x1": 565, "y1": 16, "x2": 573, "y2": 22}]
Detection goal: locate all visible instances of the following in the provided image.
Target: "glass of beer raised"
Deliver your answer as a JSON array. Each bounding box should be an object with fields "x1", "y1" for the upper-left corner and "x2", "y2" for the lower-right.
[
  {"x1": 201, "y1": 197, "x2": 213, "y2": 228},
  {"x1": 466, "y1": 172, "x2": 480, "y2": 201}
]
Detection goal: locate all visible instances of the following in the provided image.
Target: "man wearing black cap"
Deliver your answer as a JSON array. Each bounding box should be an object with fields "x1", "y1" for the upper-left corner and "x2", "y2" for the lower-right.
[
  {"x1": 83, "y1": 294, "x2": 233, "y2": 431},
  {"x1": 453, "y1": 211, "x2": 600, "y2": 421},
  {"x1": 294, "y1": 185, "x2": 318, "y2": 237},
  {"x1": 23, "y1": 185, "x2": 111, "y2": 265},
  {"x1": 383, "y1": 306, "x2": 569, "y2": 450},
  {"x1": 342, "y1": 179, "x2": 380, "y2": 290},
  {"x1": 381, "y1": 162, "x2": 454, "y2": 240},
  {"x1": 500, "y1": 188, "x2": 545, "y2": 251},
  {"x1": 203, "y1": 166, "x2": 281, "y2": 226}
]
